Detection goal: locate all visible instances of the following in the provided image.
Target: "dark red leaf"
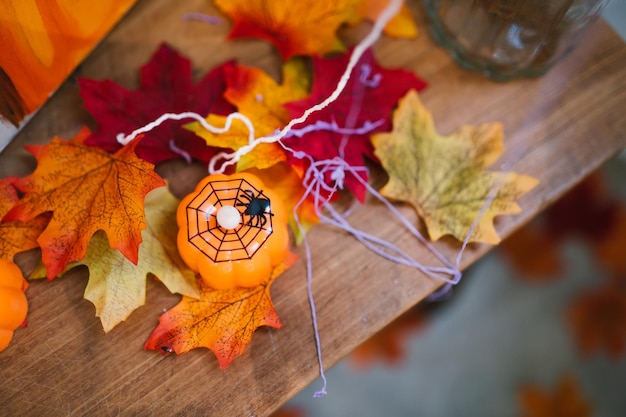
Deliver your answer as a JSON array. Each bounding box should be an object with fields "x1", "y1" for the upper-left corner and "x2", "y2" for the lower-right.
[
  {"x1": 80, "y1": 43, "x2": 236, "y2": 165},
  {"x1": 544, "y1": 172, "x2": 619, "y2": 242},
  {"x1": 284, "y1": 48, "x2": 427, "y2": 201}
]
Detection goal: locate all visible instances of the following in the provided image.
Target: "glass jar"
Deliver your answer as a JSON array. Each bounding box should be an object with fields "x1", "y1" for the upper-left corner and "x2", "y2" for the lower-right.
[{"x1": 425, "y1": 0, "x2": 609, "y2": 80}]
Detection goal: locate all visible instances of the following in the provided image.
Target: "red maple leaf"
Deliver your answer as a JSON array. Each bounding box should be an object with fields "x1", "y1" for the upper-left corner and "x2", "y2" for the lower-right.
[
  {"x1": 544, "y1": 172, "x2": 619, "y2": 242},
  {"x1": 79, "y1": 43, "x2": 236, "y2": 165},
  {"x1": 284, "y1": 49, "x2": 427, "y2": 201}
]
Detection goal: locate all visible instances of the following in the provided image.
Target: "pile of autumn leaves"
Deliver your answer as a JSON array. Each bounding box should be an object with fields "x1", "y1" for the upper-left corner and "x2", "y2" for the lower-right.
[{"x1": 0, "y1": 1, "x2": 537, "y2": 367}]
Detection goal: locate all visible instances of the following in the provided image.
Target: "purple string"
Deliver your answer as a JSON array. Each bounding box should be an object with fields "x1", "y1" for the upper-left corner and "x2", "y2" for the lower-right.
[
  {"x1": 359, "y1": 63, "x2": 382, "y2": 88},
  {"x1": 182, "y1": 12, "x2": 222, "y2": 24},
  {"x1": 168, "y1": 139, "x2": 192, "y2": 164}
]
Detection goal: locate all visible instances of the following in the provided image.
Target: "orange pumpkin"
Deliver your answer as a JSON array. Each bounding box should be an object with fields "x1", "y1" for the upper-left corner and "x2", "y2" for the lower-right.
[
  {"x1": 0, "y1": 259, "x2": 28, "y2": 352},
  {"x1": 176, "y1": 172, "x2": 290, "y2": 289}
]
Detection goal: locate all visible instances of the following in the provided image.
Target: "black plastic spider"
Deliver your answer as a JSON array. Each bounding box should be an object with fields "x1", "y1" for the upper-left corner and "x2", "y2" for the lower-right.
[{"x1": 236, "y1": 189, "x2": 272, "y2": 227}]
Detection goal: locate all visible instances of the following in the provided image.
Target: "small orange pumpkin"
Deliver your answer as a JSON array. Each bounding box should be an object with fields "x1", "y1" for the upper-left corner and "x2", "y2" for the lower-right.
[
  {"x1": 176, "y1": 172, "x2": 290, "y2": 289},
  {"x1": 0, "y1": 259, "x2": 28, "y2": 352}
]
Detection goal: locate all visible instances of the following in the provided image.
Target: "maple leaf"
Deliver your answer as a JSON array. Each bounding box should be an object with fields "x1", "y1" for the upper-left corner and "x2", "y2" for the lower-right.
[
  {"x1": 270, "y1": 406, "x2": 306, "y2": 417},
  {"x1": 594, "y1": 207, "x2": 626, "y2": 276},
  {"x1": 351, "y1": 0, "x2": 418, "y2": 38},
  {"x1": 80, "y1": 43, "x2": 236, "y2": 165},
  {"x1": 544, "y1": 172, "x2": 619, "y2": 242},
  {"x1": 214, "y1": 0, "x2": 358, "y2": 59},
  {"x1": 0, "y1": 177, "x2": 50, "y2": 262},
  {"x1": 567, "y1": 280, "x2": 626, "y2": 358},
  {"x1": 498, "y1": 222, "x2": 563, "y2": 280},
  {"x1": 372, "y1": 90, "x2": 538, "y2": 244},
  {"x1": 188, "y1": 60, "x2": 310, "y2": 171},
  {"x1": 518, "y1": 375, "x2": 592, "y2": 417},
  {"x1": 285, "y1": 49, "x2": 427, "y2": 202},
  {"x1": 3, "y1": 128, "x2": 165, "y2": 279},
  {"x1": 75, "y1": 187, "x2": 199, "y2": 332},
  {"x1": 145, "y1": 251, "x2": 298, "y2": 368}
]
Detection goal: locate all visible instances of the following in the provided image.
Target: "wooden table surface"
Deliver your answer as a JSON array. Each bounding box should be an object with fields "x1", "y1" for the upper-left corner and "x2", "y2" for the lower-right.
[{"x1": 1, "y1": 1, "x2": 625, "y2": 416}]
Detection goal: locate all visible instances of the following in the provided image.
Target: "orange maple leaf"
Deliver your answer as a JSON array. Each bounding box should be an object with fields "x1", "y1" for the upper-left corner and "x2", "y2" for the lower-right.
[
  {"x1": 518, "y1": 375, "x2": 592, "y2": 417},
  {"x1": 567, "y1": 280, "x2": 626, "y2": 359},
  {"x1": 498, "y1": 223, "x2": 563, "y2": 280},
  {"x1": 594, "y1": 206, "x2": 626, "y2": 276},
  {"x1": 188, "y1": 60, "x2": 309, "y2": 172},
  {"x1": 214, "y1": 0, "x2": 357, "y2": 59},
  {"x1": 145, "y1": 252, "x2": 298, "y2": 368},
  {"x1": 3, "y1": 128, "x2": 165, "y2": 279},
  {"x1": 0, "y1": 177, "x2": 50, "y2": 262}
]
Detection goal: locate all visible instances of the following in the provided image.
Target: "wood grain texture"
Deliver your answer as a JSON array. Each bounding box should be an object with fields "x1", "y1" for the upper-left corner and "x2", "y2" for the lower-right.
[{"x1": 1, "y1": 1, "x2": 625, "y2": 416}]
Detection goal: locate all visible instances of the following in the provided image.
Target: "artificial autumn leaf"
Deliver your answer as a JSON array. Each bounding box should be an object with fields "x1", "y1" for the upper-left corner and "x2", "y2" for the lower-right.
[
  {"x1": 247, "y1": 162, "x2": 320, "y2": 244},
  {"x1": 518, "y1": 375, "x2": 592, "y2": 417},
  {"x1": 285, "y1": 49, "x2": 427, "y2": 202},
  {"x1": 498, "y1": 223, "x2": 563, "y2": 280},
  {"x1": 567, "y1": 280, "x2": 626, "y2": 359},
  {"x1": 80, "y1": 43, "x2": 236, "y2": 165},
  {"x1": 351, "y1": 0, "x2": 418, "y2": 38},
  {"x1": 214, "y1": 0, "x2": 358, "y2": 59},
  {"x1": 3, "y1": 128, "x2": 165, "y2": 279},
  {"x1": 145, "y1": 251, "x2": 298, "y2": 368},
  {"x1": 72, "y1": 187, "x2": 199, "y2": 331},
  {"x1": 270, "y1": 406, "x2": 306, "y2": 417},
  {"x1": 372, "y1": 90, "x2": 538, "y2": 244},
  {"x1": 350, "y1": 305, "x2": 427, "y2": 368},
  {"x1": 188, "y1": 60, "x2": 310, "y2": 171},
  {"x1": 29, "y1": 187, "x2": 199, "y2": 331},
  {"x1": 0, "y1": 177, "x2": 49, "y2": 262},
  {"x1": 594, "y1": 207, "x2": 626, "y2": 276},
  {"x1": 544, "y1": 172, "x2": 619, "y2": 243}
]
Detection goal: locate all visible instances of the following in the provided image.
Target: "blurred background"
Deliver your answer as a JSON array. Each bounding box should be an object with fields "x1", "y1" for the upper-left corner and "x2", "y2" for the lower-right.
[{"x1": 279, "y1": 4, "x2": 626, "y2": 416}]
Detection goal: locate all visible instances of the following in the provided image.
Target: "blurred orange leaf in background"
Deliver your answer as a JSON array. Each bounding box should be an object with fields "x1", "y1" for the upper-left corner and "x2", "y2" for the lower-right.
[
  {"x1": 568, "y1": 280, "x2": 626, "y2": 359},
  {"x1": 498, "y1": 224, "x2": 563, "y2": 280},
  {"x1": 518, "y1": 375, "x2": 592, "y2": 417}
]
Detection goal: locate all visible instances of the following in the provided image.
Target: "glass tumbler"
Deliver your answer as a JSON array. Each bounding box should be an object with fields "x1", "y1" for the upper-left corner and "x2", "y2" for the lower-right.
[{"x1": 425, "y1": 0, "x2": 610, "y2": 80}]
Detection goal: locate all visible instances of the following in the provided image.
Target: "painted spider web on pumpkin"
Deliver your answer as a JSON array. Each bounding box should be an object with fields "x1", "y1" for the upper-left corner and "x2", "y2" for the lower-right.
[{"x1": 184, "y1": 178, "x2": 274, "y2": 262}]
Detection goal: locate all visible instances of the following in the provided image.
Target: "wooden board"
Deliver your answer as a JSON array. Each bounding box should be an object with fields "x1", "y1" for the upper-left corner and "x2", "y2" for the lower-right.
[{"x1": 1, "y1": 1, "x2": 625, "y2": 416}]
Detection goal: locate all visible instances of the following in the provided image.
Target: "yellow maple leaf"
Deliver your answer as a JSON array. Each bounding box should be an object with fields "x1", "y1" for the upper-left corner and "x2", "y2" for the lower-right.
[
  {"x1": 372, "y1": 90, "x2": 538, "y2": 244},
  {"x1": 31, "y1": 186, "x2": 199, "y2": 332},
  {"x1": 188, "y1": 60, "x2": 310, "y2": 171}
]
